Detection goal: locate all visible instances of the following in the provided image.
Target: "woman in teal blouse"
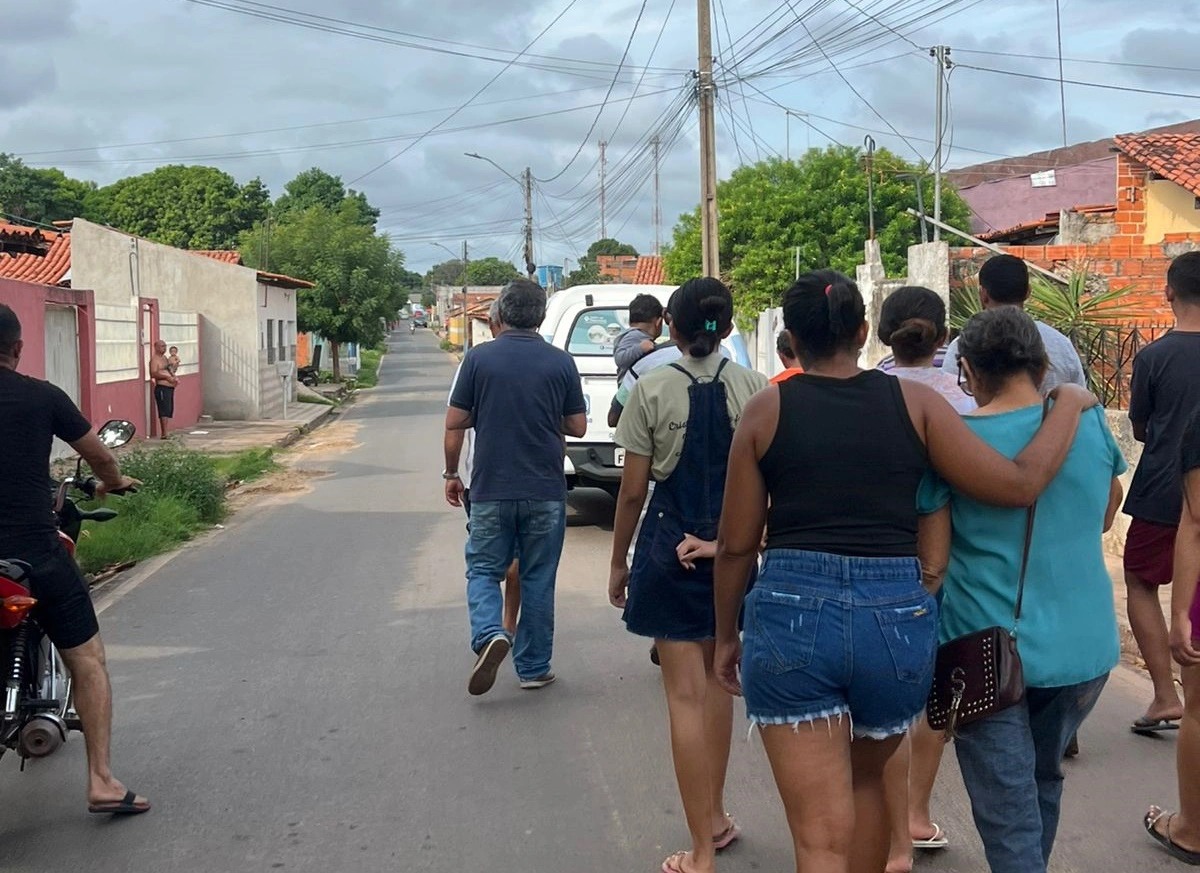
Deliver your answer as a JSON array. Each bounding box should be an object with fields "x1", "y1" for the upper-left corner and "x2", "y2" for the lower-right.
[{"x1": 917, "y1": 307, "x2": 1126, "y2": 873}]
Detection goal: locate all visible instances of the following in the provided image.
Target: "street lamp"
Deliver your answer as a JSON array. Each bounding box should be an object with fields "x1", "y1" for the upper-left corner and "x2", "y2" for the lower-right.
[
  {"x1": 465, "y1": 152, "x2": 536, "y2": 280},
  {"x1": 427, "y1": 240, "x2": 470, "y2": 350}
]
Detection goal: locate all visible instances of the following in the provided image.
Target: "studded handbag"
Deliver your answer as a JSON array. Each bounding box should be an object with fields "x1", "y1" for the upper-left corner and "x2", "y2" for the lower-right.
[{"x1": 926, "y1": 502, "x2": 1036, "y2": 736}]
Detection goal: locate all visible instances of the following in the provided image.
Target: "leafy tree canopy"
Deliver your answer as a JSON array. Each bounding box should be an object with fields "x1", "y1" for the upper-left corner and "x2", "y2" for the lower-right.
[
  {"x1": 0, "y1": 154, "x2": 98, "y2": 225},
  {"x1": 239, "y1": 201, "x2": 404, "y2": 377},
  {"x1": 585, "y1": 238, "x2": 638, "y2": 259},
  {"x1": 465, "y1": 256, "x2": 521, "y2": 286},
  {"x1": 561, "y1": 237, "x2": 639, "y2": 288},
  {"x1": 425, "y1": 259, "x2": 466, "y2": 287},
  {"x1": 274, "y1": 167, "x2": 379, "y2": 228},
  {"x1": 91, "y1": 165, "x2": 270, "y2": 250},
  {"x1": 662, "y1": 148, "x2": 972, "y2": 319}
]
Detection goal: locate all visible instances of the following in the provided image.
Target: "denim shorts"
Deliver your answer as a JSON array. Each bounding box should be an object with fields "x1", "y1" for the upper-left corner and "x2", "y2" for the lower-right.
[{"x1": 741, "y1": 549, "x2": 938, "y2": 739}]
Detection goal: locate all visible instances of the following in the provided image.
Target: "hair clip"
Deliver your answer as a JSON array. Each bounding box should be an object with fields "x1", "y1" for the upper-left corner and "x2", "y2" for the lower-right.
[
  {"x1": 824, "y1": 284, "x2": 833, "y2": 296},
  {"x1": 704, "y1": 319, "x2": 718, "y2": 331}
]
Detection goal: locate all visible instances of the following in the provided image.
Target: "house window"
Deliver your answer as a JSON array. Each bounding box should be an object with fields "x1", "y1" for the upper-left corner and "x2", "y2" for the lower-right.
[
  {"x1": 277, "y1": 320, "x2": 285, "y2": 361},
  {"x1": 267, "y1": 319, "x2": 276, "y2": 364},
  {"x1": 287, "y1": 320, "x2": 296, "y2": 363}
]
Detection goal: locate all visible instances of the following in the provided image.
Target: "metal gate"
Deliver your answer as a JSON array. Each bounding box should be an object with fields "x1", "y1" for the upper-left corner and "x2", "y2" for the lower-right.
[{"x1": 44, "y1": 305, "x2": 81, "y2": 459}]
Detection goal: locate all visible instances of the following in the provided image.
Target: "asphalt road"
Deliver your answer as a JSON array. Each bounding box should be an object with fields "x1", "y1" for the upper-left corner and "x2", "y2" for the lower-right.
[{"x1": 0, "y1": 328, "x2": 1187, "y2": 872}]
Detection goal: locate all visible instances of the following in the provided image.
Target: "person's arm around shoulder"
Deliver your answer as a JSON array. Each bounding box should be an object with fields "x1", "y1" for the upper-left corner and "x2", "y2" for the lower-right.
[
  {"x1": 904, "y1": 378, "x2": 1096, "y2": 507},
  {"x1": 714, "y1": 386, "x2": 779, "y2": 696}
]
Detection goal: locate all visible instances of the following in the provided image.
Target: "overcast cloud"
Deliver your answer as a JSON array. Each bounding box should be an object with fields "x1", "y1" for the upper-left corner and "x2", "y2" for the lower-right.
[{"x1": 0, "y1": 0, "x2": 1195, "y2": 272}]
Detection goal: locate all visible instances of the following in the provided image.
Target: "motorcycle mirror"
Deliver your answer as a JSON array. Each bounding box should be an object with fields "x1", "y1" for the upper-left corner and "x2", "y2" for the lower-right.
[{"x1": 97, "y1": 420, "x2": 136, "y2": 448}]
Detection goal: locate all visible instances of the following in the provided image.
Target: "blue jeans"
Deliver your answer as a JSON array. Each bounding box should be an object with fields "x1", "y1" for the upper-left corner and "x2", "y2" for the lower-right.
[
  {"x1": 954, "y1": 674, "x2": 1108, "y2": 873},
  {"x1": 465, "y1": 499, "x2": 566, "y2": 680}
]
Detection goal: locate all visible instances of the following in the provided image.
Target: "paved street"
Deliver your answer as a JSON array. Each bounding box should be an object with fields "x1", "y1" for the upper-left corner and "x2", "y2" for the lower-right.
[{"x1": 0, "y1": 328, "x2": 1187, "y2": 872}]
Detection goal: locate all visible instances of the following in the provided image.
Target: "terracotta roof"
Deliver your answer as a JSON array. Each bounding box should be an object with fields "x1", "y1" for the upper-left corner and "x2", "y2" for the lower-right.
[
  {"x1": 0, "y1": 224, "x2": 71, "y2": 286},
  {"x1": 1115, "y1": 133, "x2": 1200, "y2": 196},
  {"x1": 977, "y1": 204, "x2": 1117, "y2": 244},
  {"x1": 195, "y1": 249, "x2": 243, "y2": 265},
  {"x1": 634, "y1": 255, "x2": 664, "y2": 285}
]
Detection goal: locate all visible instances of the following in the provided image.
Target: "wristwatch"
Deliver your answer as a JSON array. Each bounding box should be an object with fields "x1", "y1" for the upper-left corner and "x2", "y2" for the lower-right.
[{"x1": 442, "y1": 470, "x2": 461, "y2": 480}]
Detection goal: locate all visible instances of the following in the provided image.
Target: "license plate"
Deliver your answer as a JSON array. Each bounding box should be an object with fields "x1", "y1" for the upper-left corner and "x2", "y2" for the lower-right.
[{"x1": 613, "y1": 448, "x2": 625, "y2": 467}]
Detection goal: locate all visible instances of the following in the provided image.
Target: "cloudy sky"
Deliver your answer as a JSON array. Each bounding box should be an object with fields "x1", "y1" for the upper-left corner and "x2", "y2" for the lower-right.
[{"x1": 2, "y1": 0, "x2": 1197, "y2": 273}]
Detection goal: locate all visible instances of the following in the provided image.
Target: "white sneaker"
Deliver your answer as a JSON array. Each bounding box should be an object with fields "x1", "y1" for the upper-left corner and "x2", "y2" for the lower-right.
[
  {"x1": 468, "y1": 635, "x2": 511, "y2": 696},
  {"x1": 519, "y1": 673, "x2": 556, "y2": 690}
]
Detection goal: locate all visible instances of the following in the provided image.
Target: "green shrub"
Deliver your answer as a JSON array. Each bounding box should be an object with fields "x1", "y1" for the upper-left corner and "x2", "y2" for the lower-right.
[
  {"x1": 298, "y1": 393, "x2": 335, "y2": 405},
  {"x1": 211, "y1": 448, "x2": 278, "y2": 484},
  {"x1": 116, "y1": 444, "x2": 226, "y2": 524},
  {"x1": 75, "y1": 493, "x2": 201, "y2": 574},
  {"x1": 355, "y1": 349, "x2": 382, "y2": 388}
]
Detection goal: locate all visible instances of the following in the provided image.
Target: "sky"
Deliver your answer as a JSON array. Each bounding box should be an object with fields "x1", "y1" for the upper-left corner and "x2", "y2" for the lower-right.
[{"x1": 2, "y1": 0, "x2": 1198, "y2": 274}]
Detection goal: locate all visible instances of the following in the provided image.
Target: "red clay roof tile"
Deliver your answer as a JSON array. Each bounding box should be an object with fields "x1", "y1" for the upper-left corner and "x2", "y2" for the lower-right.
[
  {"x1": 0, "y1": 224, "x2": 71, "y2": 286},
  {"x1": 194, "y1": 249, "x2": 243, "y2": 265},
  {"x1": 633, "y1": 255, "x2": 664, "y2": 285},
  {"x1": 1115, "y1": 134, "x2": 1200, "y2": 196}
]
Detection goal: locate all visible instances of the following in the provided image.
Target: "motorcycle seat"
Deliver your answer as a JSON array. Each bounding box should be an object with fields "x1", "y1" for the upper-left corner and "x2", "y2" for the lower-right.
[{"x1": 0, "y1": 559, "x2": 31, "y2": 583}]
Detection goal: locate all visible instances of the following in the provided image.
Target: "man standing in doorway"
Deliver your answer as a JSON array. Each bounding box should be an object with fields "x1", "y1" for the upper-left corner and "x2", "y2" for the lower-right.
[
  {"x1": 0, "y1": 303, "x2": 148, "y2": 815},
  {"x1": 150, "y1": 340, "x2": 177, "y2": 439},
  {"x1": 445, "y1": 280, "x2": 586, "y2": 696}
]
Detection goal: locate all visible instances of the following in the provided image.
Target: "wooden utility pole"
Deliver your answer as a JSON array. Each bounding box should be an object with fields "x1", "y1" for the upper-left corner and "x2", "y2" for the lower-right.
[
  {"x1": 697, "y1": 0, "x2": 720, "y2": 278},
  {"x1": 598, "y1": 140, "x2": 608, "y2": 240},
  {"x1": 652, "y1": 135, "x2": 662, "y2": 255},
  {"x1": 523, "y1": 167, "x2": 535, "y2": 280},
  {"x1": 461, "y1": 239, "x2": 470, "y2": 350}
]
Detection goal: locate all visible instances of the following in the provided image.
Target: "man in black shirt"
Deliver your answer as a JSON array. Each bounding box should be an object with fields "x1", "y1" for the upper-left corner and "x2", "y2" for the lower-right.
[{"x1": 0, "y1": 304, "x2": 148, "y2": 815}]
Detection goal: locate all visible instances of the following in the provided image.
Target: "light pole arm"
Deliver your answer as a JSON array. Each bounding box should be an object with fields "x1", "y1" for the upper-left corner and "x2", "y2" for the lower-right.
[{"x1": 464, "y1": 152, "x2": 524, "y2": 189}]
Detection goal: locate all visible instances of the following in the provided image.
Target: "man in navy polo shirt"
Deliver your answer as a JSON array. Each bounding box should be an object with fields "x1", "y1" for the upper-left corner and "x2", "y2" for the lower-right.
[{"x1": 445, "y1": 279, "x2": 586, "y2": 695}]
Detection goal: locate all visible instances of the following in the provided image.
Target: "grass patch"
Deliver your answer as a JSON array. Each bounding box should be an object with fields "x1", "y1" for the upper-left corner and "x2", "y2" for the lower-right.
[
  {"x1": 298, "y1": 393, "x2": 335, "y2": 405},
  {"x1": 355, "y1": 349, "x2": 383, "y2": 388},
  {"x1": 75, "y1": 493, "x2": 201, "y2": 574},
  {"x1": 211, "y1": 448, "x2": 279, "y2": 484}
]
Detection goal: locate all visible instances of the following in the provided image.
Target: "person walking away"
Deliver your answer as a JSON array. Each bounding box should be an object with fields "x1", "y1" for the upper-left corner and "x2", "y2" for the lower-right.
[
  {"x1": 445, "y1": 301, "x2": 520, "y2": 636},
  {"x1": 918, "y1": 307, "x2": 1124, "y2": 873},
  {"x1": 1124, "y1": 251, "x2": 1200, "y2": 735},
  {"x1": 713, "y1": 270, "x2": 1098, "y2": 873},
  {"x1": 446, "y1": 280, "x2": 586, "y2": 695},
  {"x1": 0, "y1": 303, "x2": 148, "y2": 815},
  {"x1": 613, "y1": 293, "x2": 664, "y2": 384},
  {"x1": 940, "y1": 254, "x2": 1086, "y2": 394},
  {"x1": 770, "y1": 330, "x2": 804, "y2": 384},
  {"x1": 1145, "y1": 404, "x2": 1200, "y2": 863},
  {"x1": 880, "y1": 285, "x2": 974, "y2": 413},
  {"x1": 149, "y1": 339, "x2": 177, "y2": 439},
  {"x1": 609, "y1": 278, "x2": 767, "y2": 873}
]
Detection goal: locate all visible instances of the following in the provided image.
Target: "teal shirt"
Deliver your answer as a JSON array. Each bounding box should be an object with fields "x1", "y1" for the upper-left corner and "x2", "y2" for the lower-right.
[{"x1": 918, "y1": 405, "x2": 1127, "y2": 688}]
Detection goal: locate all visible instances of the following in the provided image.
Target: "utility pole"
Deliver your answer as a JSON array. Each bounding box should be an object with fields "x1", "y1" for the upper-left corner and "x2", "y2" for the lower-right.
[
  {"x1": 598, "y1": 140, "x2": 608, "y2": 240},
  {"x1": 523, "y1": 167, "x2": 535, "y2": 280},
  {"x1": 652, "y1": 135, "x2": 662, "y2": 255},
  {"x1": 931, "y1": 45, "x2": 951, "y2": 241},
  {"x1": 697, "y1": 0, "x2": 720, "y2": 278},
  {"x1": 461, "y1": 239, "x2": 470, "y2": 351}
]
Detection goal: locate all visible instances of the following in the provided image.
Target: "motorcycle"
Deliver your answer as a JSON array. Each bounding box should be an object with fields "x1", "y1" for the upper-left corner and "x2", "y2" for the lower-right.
[
  {"x1": 410, "y1": 320, "x2": 416, "y2": 334},
  {"x1": 0, "y1": 419, "x2": 136, "y2": 764}
]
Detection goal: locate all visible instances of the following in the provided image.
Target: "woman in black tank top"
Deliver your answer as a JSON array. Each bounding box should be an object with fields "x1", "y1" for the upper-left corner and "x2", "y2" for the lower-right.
[{"x1": 710, "y1": 270, "x2": 1098, "y2": 873}]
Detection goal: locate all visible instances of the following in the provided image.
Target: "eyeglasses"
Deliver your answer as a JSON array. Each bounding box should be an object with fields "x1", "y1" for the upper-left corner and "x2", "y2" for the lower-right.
[{"x1": 956, "y1": 355, "x2": 974, "y2": 397}]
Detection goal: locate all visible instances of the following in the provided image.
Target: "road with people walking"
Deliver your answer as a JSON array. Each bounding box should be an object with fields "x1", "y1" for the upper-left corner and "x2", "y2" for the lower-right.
[{"x1": 0, "y1": 328, "x2": 1186, "y2": 872}]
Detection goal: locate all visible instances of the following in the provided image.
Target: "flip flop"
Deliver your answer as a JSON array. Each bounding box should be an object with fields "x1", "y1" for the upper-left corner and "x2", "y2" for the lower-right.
[
  {"x1": 1145, "y1": 806, "x2": 1200, "y2": 865},
  {"x1": 713, "y1": 814, "x2": 741, "y2": 850},
  {"x1": 912, "y1": 822, "x2": 949, "y2": 850},
  {"x1": 88, "y1": 789, "x2": 150, "y2": 816},
  {"x1": 1132, "y1": 716, "x2": 1181, "y2": 735},
  {"x1": 661, "y1": 851, "x2": 689, "y2": 873}
]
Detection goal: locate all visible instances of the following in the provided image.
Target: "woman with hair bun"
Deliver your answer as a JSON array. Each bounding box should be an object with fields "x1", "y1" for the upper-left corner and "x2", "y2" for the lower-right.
[
  {"x1": 916, "y1": 307, "x2": 1124, "y2": 873},
  {"x1": 712, "y1": 270, "x2": 1100, "y2": 873},
  {"x1": 878, "y1": 285, "x2": 974, "y2": 414},
  {"x1": 609, "y1": 277, "x2": 767, "y2": 873}
]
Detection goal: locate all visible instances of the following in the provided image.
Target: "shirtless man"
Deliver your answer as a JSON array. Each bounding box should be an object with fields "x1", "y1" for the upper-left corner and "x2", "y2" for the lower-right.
[{"x1": 150, "y1": 340, "x2": 177, "y2": 439}]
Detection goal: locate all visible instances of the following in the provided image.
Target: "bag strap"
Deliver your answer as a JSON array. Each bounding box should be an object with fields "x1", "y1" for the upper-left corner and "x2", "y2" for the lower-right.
[{"x1": 1013, "y1": 398, "x2": 1052, "y2": 629}]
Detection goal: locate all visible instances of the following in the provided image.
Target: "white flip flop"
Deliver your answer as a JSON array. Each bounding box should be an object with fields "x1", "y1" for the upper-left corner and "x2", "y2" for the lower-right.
[{"x1": 913, "y1": 823, "x2": 949, "y2": 850}]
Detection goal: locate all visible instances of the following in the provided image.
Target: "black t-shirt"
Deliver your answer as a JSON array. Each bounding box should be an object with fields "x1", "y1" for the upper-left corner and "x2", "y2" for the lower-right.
[
  {"x1": 1182, "y1": 405, "x2": 1200, "y2": 479},
  {"x1": 1125, "y1": 331, "x2": 1200, "y2": 525},
  {"x1": 0, "y1": 368, "x2": 92, "y2": 555}
]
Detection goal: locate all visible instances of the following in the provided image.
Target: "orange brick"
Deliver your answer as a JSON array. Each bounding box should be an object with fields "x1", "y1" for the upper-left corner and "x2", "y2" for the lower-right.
[
  {"x1": 1094, "y1": 260, "x2": 1118, "y2": 276},
  {"x1": 1107, "y1": 240, "x2": 1132, "y2": 256},
  {"x1": 1121, "y1": 259, "x2": 1144, "y2": 277}
]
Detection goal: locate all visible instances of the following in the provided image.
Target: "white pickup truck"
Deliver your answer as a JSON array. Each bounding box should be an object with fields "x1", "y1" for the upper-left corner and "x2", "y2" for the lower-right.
[{"x1": 540, "y1": 284, "x2": 754, "y2": 497}]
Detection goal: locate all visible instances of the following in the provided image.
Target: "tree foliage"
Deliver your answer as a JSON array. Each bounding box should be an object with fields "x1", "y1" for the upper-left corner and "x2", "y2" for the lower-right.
[
  {"x1": 91, "y1": 165, "x2": 270, "y2": 250},
  {"x1": 585, "y1": 238, "x2": 638, "y2": 258},
  {"x1": 0, "y1": 154, "x2": 97, "y2": 225},
  {"x1": 465, "y1": 257, "x2": 521, "y2": 286},
  {"x1": 561, "y1": 237, "x2": 639, "y2": 288},
  {"x1": 425, "y1": 258, "x2": 466, "y2": 287},
  {"x1": 274, "y1": 167, "x2": 378, "y2": 228},
  {"x1": 662, "y1": 149, "x2": 972, "y2": 319},
  {"x1": 239, "y1": 201, "x2": 405, "y2": 378}
]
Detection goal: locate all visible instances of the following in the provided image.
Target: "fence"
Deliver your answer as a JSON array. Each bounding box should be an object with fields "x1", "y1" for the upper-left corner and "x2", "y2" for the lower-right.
[{"x1": 1078, "y1": 322, "x2": 1172, "y2": 409}]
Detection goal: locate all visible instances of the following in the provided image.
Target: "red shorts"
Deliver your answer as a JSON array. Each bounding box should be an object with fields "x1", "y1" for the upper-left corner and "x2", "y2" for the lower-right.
[{"x1": 1124, "y1": 518, "x2": 1179, "y2": 586}]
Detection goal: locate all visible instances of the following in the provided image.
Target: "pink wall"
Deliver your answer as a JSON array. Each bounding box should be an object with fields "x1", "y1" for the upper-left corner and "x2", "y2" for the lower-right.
[
  {"x1": 93, "y1": 378, "x2": 147, "y2": 437},
  {"x1": 957, "y1": 156, "x2": 1117, "y2": 234},
  {"x1": 172, "y1": 373, "x2": 203, "y2": 431}
]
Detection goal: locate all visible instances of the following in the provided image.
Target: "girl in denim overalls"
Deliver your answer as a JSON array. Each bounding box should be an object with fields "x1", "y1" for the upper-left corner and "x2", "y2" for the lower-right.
[{"x1": 608, "y1": 278, "x2": 766, "y2": 873}]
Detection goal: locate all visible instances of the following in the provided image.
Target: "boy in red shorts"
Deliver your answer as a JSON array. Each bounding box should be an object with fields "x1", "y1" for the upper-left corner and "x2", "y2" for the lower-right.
[{"x1": 1125, "y1": 251, "x2": 1200, "y2": 734}]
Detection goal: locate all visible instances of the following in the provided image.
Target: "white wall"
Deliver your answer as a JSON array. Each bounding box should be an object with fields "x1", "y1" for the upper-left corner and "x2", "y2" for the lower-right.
[
  {"x1": 160, "y1": 309, "x2": 199, "y2": 376},
  {"x1": 94, "y1": 302, "x2": 140, "y2": 384}
]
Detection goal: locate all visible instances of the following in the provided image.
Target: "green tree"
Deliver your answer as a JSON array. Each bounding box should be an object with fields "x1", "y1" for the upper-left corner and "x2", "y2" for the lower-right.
[
  {"x1": 0, "y1": 154, "x2": 97, "y2": 225},
  {"x1": 662, "y1": 149, "x2": 971, "y2": 320},
  {"x1": 425, "y1": 259, "x2": 466, "y2": 287},
  {"x1": 91, "y1": 165, "x2": 270, "y2": 250},
  {"x1": 561, "y1": 237, "x2": 639, "y2": 288},
  {"x1": 465, "y1": 256, "x2": 521, "y2": 286},
  {"x1": 586, "y1": 238, "x2": 638, "y2": 258},
  {"x1": 239, "y1": 202, "x2": 405, "y2": 379},
  {"x1": 274, "y1": 167, "x2": 379, "y2": 228}
]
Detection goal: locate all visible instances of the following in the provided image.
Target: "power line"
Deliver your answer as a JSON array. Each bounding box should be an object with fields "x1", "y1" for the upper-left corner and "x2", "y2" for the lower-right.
[
  {"x1": 953, "y1": 47, "x2": 1200, "y2": 77},
  {"x1": 956, "y1": 63, "x2": 1200, "y2": 100},
  {"x1": 536, "y1": 0, "x2": 649, "y2": 184},
  {"x1": 840, "y1": 0, "x2": 924, "y2": 50},
  {"x1": 347, "y1": 0, "x2": 582, "y2": 186}
]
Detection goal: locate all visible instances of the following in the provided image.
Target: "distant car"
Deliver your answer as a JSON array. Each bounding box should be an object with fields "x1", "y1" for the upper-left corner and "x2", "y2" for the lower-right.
[{"x1": 412, "y1": 312, "x2": 428, "y2": 328}]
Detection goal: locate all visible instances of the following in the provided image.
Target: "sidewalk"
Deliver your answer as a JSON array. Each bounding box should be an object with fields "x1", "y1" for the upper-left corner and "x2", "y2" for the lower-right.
[{"x1": 172, "y1": 402, "x2": 335, "y2": 454}]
